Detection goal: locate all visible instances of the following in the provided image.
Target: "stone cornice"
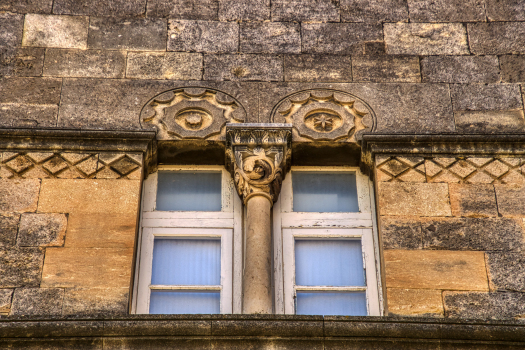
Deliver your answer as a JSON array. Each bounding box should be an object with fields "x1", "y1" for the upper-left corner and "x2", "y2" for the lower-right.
[
  {"x1": 1, "y1": 315, "x2": 525, "y2": 348},
  {"x1": 360, "y1": 133, "x2": 525, "y2": 177}
]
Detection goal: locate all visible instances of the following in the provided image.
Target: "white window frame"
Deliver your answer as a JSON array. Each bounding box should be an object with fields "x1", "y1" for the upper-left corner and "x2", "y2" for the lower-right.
[
  {"x1": 273, "y1": 166, "x2": 383, "y2": 315},
  {"x1": 132, "y1": 165, "x2": 243, "y2": 314}
]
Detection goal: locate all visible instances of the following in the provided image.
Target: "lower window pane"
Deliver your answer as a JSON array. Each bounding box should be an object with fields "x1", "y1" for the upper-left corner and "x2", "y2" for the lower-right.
[
  {"x1": 149, "y1": 291, "x2": 220, "y2": 314},
  {"x1": 296, "y1": 292, "x2": 367, "y2": 316}
]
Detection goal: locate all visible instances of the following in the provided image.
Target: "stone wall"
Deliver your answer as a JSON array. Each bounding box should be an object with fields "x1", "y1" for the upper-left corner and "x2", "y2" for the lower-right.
[
  {"x1": 0, "y1": 1, "x2": 524, "y2": 132},
  {"x1": 1, "y1": 0, "x2": 525, "y2": 321},
  {"x1": 0, "y1": 151, "x2": 142, "y2": 316},
  {"x1": 377, "y1": 155, "x2": 525, "y2": 319}
]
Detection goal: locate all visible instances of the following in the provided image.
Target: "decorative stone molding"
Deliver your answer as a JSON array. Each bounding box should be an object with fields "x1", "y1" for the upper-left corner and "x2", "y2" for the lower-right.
[
  {"x1": 141, "y1": 87, "x2": 246, "y2": 140},
  {"x1": 225, "y1": 124, "x2": 292, "y2": 205},
  {"x1": 0, "y1": 151, "x2": 143, "y2": 180},
  {"x1": 270, "y1": 89, "x2": 375, "y2": 143}
]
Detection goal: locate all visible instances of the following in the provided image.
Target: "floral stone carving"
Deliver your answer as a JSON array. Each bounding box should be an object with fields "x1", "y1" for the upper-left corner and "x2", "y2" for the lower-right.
[
  {"x1": 140, "y1": 87, "x2": 246, "y2": 140},
  {"x1": 226, "y1": 124, "x2": 292, "y2": 205},
  {"x1": 270, "y1": 89, "x2": 375, "y2": 142}
]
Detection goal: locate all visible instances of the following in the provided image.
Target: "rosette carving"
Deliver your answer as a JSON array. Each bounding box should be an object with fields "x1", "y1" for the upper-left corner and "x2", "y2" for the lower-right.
[
  {"x1": 226, "y1": 125, "x2": 292, "y2": 205},
  {"x1": 140, "y1": 87, "x2": 246, "y2": 140},
  {"x1": 270, "y1": 89, "x2": 376, "y2": 143}
]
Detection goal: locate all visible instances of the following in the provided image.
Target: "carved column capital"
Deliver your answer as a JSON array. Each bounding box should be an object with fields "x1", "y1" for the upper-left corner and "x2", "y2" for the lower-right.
[{"x1": 226, "y1": 123, "x2": 292, "y2": 206}]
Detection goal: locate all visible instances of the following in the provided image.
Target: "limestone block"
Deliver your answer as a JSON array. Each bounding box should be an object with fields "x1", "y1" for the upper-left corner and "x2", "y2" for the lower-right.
[
  {"x1": 352, "y1": 55, "x2": 420, "y2": 83},
  {"x1": 0, "y1": 179, "x2": 40, "y2": 213},
  {"x1": 0, "y1": 0, "x2": 53, "y2": 13},
  {"x1": 451, "y1": 84, "x2": 522, "y2": 111},
  {"x1": 421, "y1": 56, "x2": 500, "y2": 84},
  {"x1": 88, "y1": 17, "x2": 166, "y2": 51},
  {"x1": 468, "y1": 22, "x2": 525, "y2": 55},
  {"x1": 43, "y1": 49, "x2": 126, "y2": 78},
  {"x1": 455, "y1": 110, "x2": 525, "y2": 134},
  {"x1": 384, "y1": 23, "x2": 469, "y2": 55},
  {"x1": 0, "y1": 247, "x2": 44, "y2": 287},
  {"x1": 421, "y1": 218, "x2": 524, "y2": 251},
  {"x1": 127, "y1": 52, "x2": 202, "y2": 80},
  {"x1": 63, "y1": 287, "x2": 128, "y2": 315},
  {"x1": 64, "y1": 213, "x2": 137, "y2": 248},
  {"x1": 487, "y1": 252, "x2": 525, "y2": 292},
  {"x1": 486, "y1": 0, "x2": 525, "y2": 22},
  {"x1": 387, "y1": 288, "x2": 443, "y2": 317},
  {"x1": 38, "y1": 179, "x2": 140, "y2": 215},
  {"x1": 41, "y1": 247, "x2": 134, "y2": 288},
  {"x1": 53, "y1": 0, "x2": 146, "y2": 16},
  {"x1": 341, "y1": 0, "x2": 408, "y2": 23},
  {"x1": 241, "y1": 22, "x2": 300, "y2": 54},
  {"x1": 449, "y1": 184, "x2": 498, "y2": 217},
  {"x1": 302, "y1": 23, "x2": 382, "y2": 55},
  {"x1": 219, "y1": 0, "x2": 270, "y2": 21},
  {"x1": 0, "y1": 77, "x2": 61, "y2": 105},
  {"x1": 407, "y1": 0, "x2": 485, "y2": 22},
  {"x1": 380, "y1": 217, "x2": 422, "y2": 249},
  {"x1": 444, "y1": 291, "x2": 525, "y2": 319},
  {"x1": 384, "y1": 250, "x2": 488, "y2": 291},
  {"x1": 0, "y1": 289, "x2": 13, "y2": 314},
  {"x1": 500, "y1": 55, "x2": 525, "y2": 83},
  {"x1": 271, "y1": 0, "x2": 339, "y2": 22},
  {"x1": 260, "y1": 82, "x2": 454, "y2": 133},
  {"x1": 495, "y1": 185, "x2": 525, "y2": 218},
  {"x1": 58, "y1": 78, "x2": 259, "y2": 129},
  {"x1": 147, "y1": 0, "x2": 219, "y2": 20},
  {"x1": 0, "y1": 13, "x2": 24, "y2": 48},
  {"x1": 0, "y1": 214, "x2": 20, "y2": 247},
  {"x1": 378, "y1": 183, "x2": 451, "y2": 217},
  {"x1": 169, "y1": 20, "x2": 238, "y2": 53},
  {"x1": 22, "y1": 14, "x2": 88, "y2": 49},
  {"x1": 0, "y1": 47, "x2": 45, "y2": 77},
  {"x1": 10, "y1": 288, "x2": 63, "y2": 316},
  {"x1": 204, "y1": 54, "x2": 282, "y2": 82},
  {"x1": 18, "y1": 213, "x2": 67, "y2": 247},
  {"x1": 284, "y1": 55, "x2": 352, "y2": 82}
]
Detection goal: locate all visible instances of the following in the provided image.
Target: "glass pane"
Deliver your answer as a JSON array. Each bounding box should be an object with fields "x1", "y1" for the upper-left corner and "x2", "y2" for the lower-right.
[
  {"x1": 151, "y1": 239, "x2": 220, "y2": 285},
  {"x1": 149, "y1": 291, "x2": 220, "y2": 314},
  {"x1": 292, "y1": 171, "x2": 359, "y2": 212},
  {"x1": 157, "y1": 171, "x2": 222, "y2": 211},
  {"x1": 296, "y1": 292, "x2": 367, "y2": 316},
  {"x1": 295, "y1": 240, "x2": 365, "y2": 287}
]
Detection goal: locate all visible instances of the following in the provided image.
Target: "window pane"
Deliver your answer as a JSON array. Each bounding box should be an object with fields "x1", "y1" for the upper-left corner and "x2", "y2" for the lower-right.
[
  {"x1": 151, "y1": 239, "x2": 220, "y2": 285},
  {"x1": 157, "y1": 171, "x2": 222, "y2": 211},
  {"x1": 295, "y1": 240, "x2": 365, "y2": 287},
  {"x1": 292, "y1": 171, "x2": 359, "y2": 212},
  {"x1": 149, "y1": 291, "x2": 220, "y2": 314},
  {"x1": 296, "y1": 292, "x2": 367, "y2": 316}
]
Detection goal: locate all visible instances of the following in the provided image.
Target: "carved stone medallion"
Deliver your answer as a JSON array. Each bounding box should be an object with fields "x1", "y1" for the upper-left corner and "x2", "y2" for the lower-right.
[
  {"x1": 270, "y1": 89, "x2": 375, "y2": 142},
  {"x1": 225, "y1": 124, "x2": 292, "y2": 205},
  {"x1": 140, "y1": 87, "x2": 246, "y2": 140}
]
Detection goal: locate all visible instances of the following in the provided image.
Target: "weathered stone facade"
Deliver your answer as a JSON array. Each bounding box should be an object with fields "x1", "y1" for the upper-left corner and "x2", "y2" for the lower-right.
[{"x1": 2, "y1": 0, "x2": 525, "y2": 348}]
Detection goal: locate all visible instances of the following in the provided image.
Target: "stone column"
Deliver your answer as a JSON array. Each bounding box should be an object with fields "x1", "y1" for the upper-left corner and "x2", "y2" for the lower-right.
[{"x1": 226, "y1": 124, "x2": 292, "y2": 314}]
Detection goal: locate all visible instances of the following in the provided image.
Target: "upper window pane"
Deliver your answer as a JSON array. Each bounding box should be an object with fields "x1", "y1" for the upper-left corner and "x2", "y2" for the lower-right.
[
  {"x1": 157, "y1": 171, "x2": 222, "y2": 211},
  {"x1": 151, "y1": 238, "x2": 221, "y2": 285},
  {"x1": 295, "y1": 239, "x2": 365, "y2": 287},
  {"x1": 292, "y1": 171, "x2": 359, "y2": 212}
]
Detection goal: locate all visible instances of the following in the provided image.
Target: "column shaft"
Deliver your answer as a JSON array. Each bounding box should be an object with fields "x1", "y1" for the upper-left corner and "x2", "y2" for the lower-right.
[{"x1": 243, "y1": 196, "x2": 272, "y2": 314}]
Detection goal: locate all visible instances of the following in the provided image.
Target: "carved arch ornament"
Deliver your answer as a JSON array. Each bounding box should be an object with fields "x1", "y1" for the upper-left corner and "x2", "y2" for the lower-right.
[
  {"x1": 141, "y1": 87, "x2": 375, "y2": 143},
  {"x1": 270, "y1": 89, "x2": 376, "y2": 143},
  {"x1": 140, "y1": 87, "x2": 246, "y2": 140}
]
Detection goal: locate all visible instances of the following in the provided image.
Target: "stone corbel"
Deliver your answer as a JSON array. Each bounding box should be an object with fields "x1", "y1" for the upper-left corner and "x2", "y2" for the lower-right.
[{"x1": 225, "y1": 123, "x2": 292, "y2": 206}]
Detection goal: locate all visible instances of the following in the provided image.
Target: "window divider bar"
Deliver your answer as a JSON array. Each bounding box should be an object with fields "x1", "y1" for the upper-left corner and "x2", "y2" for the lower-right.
[
  {"x1": 295, "y1": 286, "x2": 367, "y2": 292},
  {"x1": 149, "y1": 285, "x2": 222, "y2": 291}
]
